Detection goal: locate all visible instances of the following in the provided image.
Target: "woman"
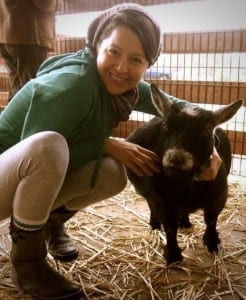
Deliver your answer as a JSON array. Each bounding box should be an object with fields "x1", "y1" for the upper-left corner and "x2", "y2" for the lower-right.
[{"x1": 0, "y1": 3, "x2": 221, "y2": 299}]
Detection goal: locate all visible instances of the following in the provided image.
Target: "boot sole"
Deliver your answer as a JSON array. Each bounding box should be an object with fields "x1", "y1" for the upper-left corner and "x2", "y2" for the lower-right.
[
  {"x1": 49, "y1": 249, "x2": 79, "y2": 262},
  {"x1": 12, "y1": 264, "x2": 84, "y2": 299},
  {"x1": 31, "y1": 288, "x2": 84, "y2": 299}
]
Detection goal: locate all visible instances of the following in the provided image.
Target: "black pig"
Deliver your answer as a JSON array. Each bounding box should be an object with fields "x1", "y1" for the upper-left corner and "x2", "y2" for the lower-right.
[{"x1": 126, "y1": 83, "x2": 242, "y2": 264}]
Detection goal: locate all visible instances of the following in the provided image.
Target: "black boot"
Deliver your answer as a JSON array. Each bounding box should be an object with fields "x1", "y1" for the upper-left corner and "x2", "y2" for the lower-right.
[
  {"x1": 10, "y1": 218, "x2": 84, "y2": 300},
  {"x1": 46, "y1": 206, "x2": 79, "y2": 262}
]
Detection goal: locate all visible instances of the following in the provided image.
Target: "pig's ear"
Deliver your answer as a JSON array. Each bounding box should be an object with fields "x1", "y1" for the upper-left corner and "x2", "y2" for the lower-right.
[
  {"x1": 213, "y1": 100, "x2": 242, "y2": 126},
  {"x1": 150, "y1": 83, "x2": 172, "y2": 117}
]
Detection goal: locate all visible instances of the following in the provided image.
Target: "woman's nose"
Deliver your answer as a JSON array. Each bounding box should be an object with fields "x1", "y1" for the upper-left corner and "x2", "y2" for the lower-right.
[{"x1": 115, "y1": 56, "x2": 128, "y2": 73}]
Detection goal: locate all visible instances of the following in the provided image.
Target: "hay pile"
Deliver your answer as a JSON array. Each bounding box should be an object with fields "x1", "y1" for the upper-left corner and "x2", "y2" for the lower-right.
[{"x1": 0, "y1": 180, "x2": 245, "y2": 300}]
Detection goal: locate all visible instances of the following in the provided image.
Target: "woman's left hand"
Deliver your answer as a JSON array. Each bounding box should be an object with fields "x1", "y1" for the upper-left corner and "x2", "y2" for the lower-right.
[
  {"x1": 103, "y1": 137, "x2": 161, "y2": 176},
  {"x1": 194, "y1": 146, "x2": 222, "y2": 181}
]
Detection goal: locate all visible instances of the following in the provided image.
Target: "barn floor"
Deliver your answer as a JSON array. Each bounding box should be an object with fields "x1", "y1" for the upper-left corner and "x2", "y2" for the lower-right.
[{"x1": 0, "y1": 177, "x2": 245, "y2": 300}]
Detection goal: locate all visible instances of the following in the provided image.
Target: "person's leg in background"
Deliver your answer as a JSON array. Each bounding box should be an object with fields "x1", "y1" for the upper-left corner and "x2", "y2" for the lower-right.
[{"x1": 0, "y1": 44, "x2": 47, "y2": 101}]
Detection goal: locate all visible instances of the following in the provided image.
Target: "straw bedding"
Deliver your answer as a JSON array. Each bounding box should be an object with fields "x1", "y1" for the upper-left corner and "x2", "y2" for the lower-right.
[{"x1": 0, "y1": 179, "x2": 245, "y2": 300}]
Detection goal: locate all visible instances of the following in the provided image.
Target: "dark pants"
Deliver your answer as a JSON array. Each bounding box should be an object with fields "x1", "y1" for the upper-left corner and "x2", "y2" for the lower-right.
[{"x1": 0, "y1": 44, "x2": 47, "y2": 101}]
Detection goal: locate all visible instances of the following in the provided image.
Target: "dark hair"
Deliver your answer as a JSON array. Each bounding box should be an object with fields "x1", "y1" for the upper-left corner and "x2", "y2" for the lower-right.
[{"x1": 87, "y1": 3, "x2": 161, "y2": 66}]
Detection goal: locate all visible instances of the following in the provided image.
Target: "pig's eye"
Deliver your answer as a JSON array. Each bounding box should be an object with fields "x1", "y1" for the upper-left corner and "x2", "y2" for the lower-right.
[
  {"x1": 201, "y1": 126, "x2": 213, "y2": 136},
  {"x1": 161, "y1": 121, "x2": 168, "y2": 131}
]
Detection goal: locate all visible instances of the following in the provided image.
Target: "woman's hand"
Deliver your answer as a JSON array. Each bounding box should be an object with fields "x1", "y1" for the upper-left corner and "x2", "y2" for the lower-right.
[
  {"x1": 103, "y1": 138, "x2": 161, "y2": 176},
  {"x1": 194, "y1": 146, "x2": 222, "y2": 181}
]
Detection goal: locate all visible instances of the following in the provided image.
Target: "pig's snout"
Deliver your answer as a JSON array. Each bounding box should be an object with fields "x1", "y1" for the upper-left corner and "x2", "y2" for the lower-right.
[{"x1": 162, "y1": 149, "x2": 194, "y2": 176}]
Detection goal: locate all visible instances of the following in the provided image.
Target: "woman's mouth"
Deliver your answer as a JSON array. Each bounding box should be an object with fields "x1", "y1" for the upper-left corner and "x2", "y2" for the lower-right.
[{"x1": 109, "y1": 72, "x2": 128, "y2": 83}]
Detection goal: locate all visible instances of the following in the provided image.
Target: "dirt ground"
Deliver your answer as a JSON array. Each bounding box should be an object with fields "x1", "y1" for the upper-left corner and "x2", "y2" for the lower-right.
[{"x1": 0, "y1": 178, "x2": 245, "y2": 300}]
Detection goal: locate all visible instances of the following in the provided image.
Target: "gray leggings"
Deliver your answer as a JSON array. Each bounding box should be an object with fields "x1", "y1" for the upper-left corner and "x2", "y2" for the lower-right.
[{"x1": 0, "y1": 131, "x2": 127, "y2": 227}]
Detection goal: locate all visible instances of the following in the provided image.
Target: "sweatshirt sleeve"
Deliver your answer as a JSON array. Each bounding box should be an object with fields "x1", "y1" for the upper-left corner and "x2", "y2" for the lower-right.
[{"x1": 21, "y1": 73, "x2": 93, "y2": 140}]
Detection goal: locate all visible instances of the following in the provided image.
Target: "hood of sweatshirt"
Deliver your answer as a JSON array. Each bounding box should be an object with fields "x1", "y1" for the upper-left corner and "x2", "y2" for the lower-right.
[{"x1": 37, "y1": 47, "x2": 96, "y2": 77}]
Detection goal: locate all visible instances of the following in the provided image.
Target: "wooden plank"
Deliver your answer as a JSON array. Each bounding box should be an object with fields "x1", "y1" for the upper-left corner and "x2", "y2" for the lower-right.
[
  {"x1": 53, "y1": 37, "x2": 86, "y2": 54},
  {"x1": 0, "y1": 73, "x2": 9, "y2": 92},
  {"x1": 0, "y1": 92, "x2": 8, "y2": 107},
  {"x1": 151, "y1": 80, "x2": 246, "y2": 105},
  {"x1": 1, "y1": 74, "x2": 245, "y2": 105},
  {"x1": 52, "y1": 31, "x2": 246, "y2": 54},
  {"x1": 0, "y1": 91, "x2": 244, "y2": 156},
  {"x1": 162, "y1": 30, "x2": 246, "y2": 53},
  {"x1": 57, "y1": 0, "x2": 202, "y2": 14},
  {"x1": 112, "y1": 120, "x2": 246, "y2": 155},
  {"x1": 227, "y1": 130, "x2": 246, "y2": 156},
  {"x1": 112, "y1": 120, "x2": 145, "y2": 139}
]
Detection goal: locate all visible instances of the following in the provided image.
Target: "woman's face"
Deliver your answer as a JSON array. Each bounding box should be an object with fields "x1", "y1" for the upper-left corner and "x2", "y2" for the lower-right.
[{"x1": 97, "y1": 25, "x2": 149, "y2": 95}]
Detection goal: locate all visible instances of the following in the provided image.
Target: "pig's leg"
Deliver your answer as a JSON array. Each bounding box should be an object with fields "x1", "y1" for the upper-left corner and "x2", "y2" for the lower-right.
[
  {"x1": 161, "y1": 206, "x2": 183, "y2": 264},
  {"x1": 203, "y1": 209, "x2": 220, "y2": 252}
]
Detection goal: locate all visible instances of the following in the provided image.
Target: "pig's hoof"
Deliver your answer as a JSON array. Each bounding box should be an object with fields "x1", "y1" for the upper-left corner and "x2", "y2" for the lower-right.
[{"x1": 164, "y1": 247, "x2": 183, "y2": 265}]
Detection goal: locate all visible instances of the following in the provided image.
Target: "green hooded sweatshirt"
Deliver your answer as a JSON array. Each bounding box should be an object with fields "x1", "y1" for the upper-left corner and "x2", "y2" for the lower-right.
[{"x1": 0, "y1": 47, "x2": 187, "y2": 186}]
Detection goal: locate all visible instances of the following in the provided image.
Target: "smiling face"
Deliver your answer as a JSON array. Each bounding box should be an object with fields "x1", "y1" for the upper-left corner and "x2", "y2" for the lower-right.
[{"x1": 96, "y1": 26, "x2": 149, "y2": 95}]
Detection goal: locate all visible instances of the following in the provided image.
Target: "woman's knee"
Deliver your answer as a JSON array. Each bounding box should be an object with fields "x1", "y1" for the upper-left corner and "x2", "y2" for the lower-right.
[
  {"x1": 24, "y1": 131, "x2": 69, "y2": 175},
  {"x1": 29, "y1": 131, "x2": 69, "y2": 163}
]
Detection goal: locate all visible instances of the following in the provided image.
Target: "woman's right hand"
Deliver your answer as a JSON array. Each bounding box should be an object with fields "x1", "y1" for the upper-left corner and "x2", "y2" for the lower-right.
[{"x1": 103, "y1": 138, "x2": 161, "y2": 176}]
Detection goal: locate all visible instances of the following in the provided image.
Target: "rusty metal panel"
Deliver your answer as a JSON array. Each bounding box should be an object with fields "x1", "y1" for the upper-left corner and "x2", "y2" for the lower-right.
[
  {"x1": 58, "y1": 0, "x2": 202, "y2": 14},
  {"x1": 53, "y1": 38, "x2": 86, "y2": 54},
  {"x1": 112, "y1": 121, "x2": 246, "y2": 157},
  {"x1": 162, "y1": 31, "x2": 246, "y2": 53},
  {"x1": 148, "y1": 80, "x2": 246, "y2": 105},
  {"x1": 227, "y1": 130, "x2": 246, "y2": 156}
]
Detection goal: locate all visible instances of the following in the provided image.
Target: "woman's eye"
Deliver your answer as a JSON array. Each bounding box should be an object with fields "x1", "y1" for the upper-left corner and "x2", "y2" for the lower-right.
[
  {"x1": 131, "y1": 57, "x2": 143, "y2": 65},
  {"x1": 108, "y1": 48, "x2": 118, "y2": 56}
]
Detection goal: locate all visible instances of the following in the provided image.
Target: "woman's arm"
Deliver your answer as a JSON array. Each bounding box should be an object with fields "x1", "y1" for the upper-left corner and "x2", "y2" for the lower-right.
[{"x1": 194, "y1": 146, "x2": 222, "y2": 181}]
